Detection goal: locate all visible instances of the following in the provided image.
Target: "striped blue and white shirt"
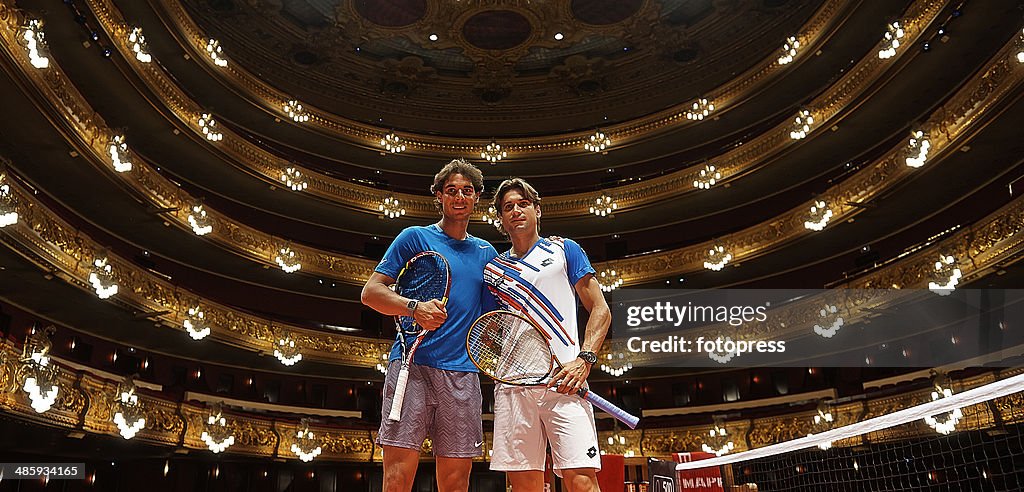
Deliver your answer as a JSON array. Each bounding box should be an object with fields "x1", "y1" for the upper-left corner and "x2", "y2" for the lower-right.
[{"x1": 484, "y1": 236, "x2": 595, "y2": 365}]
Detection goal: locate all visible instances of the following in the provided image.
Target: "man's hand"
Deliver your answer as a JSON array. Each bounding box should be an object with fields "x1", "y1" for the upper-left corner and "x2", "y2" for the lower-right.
[
  {"x1": 412, "y1": 299, "x2": 447, "y2": 331},
  {"x1": 548, "y1": 357, "x2": 591, "y2": 394}
]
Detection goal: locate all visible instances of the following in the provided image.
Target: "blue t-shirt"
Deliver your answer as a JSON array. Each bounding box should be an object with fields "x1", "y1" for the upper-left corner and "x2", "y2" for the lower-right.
[{"x1": 375, "y1": 224, "x2": 497, "y2": 371}]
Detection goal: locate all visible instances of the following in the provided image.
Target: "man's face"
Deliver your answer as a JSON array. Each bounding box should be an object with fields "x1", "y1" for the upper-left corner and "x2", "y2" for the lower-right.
[
  {"x1": 436, "y1": 173, "x2": 477, "y2": 220},
  {"x1": 499, "y1": 188, "x2": 540, "y2": 237}
]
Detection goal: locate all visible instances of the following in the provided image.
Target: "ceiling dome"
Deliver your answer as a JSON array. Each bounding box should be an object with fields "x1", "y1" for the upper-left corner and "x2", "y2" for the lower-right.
[{"x1": 180, "y1": 0, "x2": 821, "y2": 135}]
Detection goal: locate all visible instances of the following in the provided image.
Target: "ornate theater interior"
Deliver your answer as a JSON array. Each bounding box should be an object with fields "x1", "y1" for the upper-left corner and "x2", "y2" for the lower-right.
[{"x1": 0, "y1": 0, "x2": 1023, "y2": 490}]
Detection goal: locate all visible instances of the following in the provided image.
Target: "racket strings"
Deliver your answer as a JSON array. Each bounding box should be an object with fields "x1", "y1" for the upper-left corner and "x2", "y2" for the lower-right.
[
  {"x1": 394, "y1": 254, "x2": 450, "y2": 334},
  {"x1": 468, "y1": 313, "x2": 552, "y2": 385}
]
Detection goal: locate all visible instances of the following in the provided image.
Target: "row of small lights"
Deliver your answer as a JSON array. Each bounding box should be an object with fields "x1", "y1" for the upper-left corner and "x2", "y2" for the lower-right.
[
  {"x1": 8, "y1": 325, "x2": 351, "y2": 461},
  {"x1": 706, "y1": 371, "x2": 965, "y2": 457},
  {"x1": 27, "y1": 14, "x2": 1011, "y2": 171},
  {"x1": 20, "y1": 17, "x2": 761, "y2": 160},
  {"x1": 0, "y1": 179, "x2": 308, "y2": 367},
  {"x1": 11, "y1": 19, "x2": 1010, "y2": 298},
  {"x1": 11, "y1": 325, "x2": 967, "y2": 461}
]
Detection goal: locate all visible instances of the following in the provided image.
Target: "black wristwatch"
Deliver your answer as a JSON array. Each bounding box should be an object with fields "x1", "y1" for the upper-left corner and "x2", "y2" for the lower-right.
[
  {"x1": 407, "y1": 299, "x2": 418, "y2": 316},
  {"x1": 577, "y1": 351, "x2": 598, "y2": 365}
]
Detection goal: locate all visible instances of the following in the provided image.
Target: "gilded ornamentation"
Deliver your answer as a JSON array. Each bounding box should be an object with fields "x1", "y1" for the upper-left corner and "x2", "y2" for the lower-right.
[
  {"x1": 321, "y1": 431, "x2": 375, "y2": 456},
  {"x1": 0, "y1": 358, "x2": 1015, "y2": 461},
  {"x1": 994, "y1": 392, "x2": 1024, "y2": 425},
  {"x1": 748, "y1": 416, "x2": 812, "y2": 448},
  {"x1": 3, "y1": 0, "x2": 1014, "y2": 297}
]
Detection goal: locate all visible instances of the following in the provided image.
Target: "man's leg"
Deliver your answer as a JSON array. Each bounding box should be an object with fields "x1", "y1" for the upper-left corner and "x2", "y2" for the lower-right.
[
  {"x1": 378, "y1": 362, "x2": 432, "y2": 492},
  {"x1": 382, "y1": 445, "x2": 421, "y2": 492},
  {"x1": 430, "y1": 369, "x2": 484, "y2": 491},
  {"x1": 506, "y1": 470, "x2": 545, "y2": 491},
  {"x1": 543, "y1": 394, "x2": 602, "y2": 492},
  {"x1": 560, "y1": 468, "x2": 600, "y2": 492},
  {"x1": 435, "y1": 456, "x2": 473, "y2": 492}
]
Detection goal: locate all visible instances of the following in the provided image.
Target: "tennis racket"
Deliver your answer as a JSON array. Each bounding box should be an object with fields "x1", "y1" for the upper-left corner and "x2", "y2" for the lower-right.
[
  {"x1": 467, "y1": 310, "x2": 640, "y2": 429},
  {"x1": 388, "y1": 251, "x2": 451, "y2": 422}
]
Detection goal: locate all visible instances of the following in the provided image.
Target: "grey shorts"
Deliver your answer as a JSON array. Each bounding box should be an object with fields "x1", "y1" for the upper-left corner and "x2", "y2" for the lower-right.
[{"x1": 377, "y1": 361, "x2": 483, "y2": 458}]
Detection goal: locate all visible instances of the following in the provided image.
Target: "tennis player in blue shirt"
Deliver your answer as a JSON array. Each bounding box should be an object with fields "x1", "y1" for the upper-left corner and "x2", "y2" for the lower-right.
[{"x1": 361, "y1": 158, "x2": 497, "y2": 492}]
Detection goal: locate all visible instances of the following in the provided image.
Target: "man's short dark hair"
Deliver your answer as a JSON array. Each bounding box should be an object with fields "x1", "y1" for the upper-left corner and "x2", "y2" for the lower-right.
[
  {"x1": 431, "y1": 158, "x2": 485, "y2": 195},
  {"x1": 492, "y1": 178, "x2": 542, "y2": 237}
]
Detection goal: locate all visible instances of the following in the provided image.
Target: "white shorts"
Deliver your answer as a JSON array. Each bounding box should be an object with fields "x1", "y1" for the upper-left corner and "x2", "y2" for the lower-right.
[{"x1": 490, "y1": 385, "x2": 602, "y2": 474}]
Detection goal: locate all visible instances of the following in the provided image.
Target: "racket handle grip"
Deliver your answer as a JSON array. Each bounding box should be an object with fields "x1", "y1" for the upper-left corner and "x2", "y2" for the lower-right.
[
  {"x1": 580, "y1": 389, "x2": 640, "y2": 429},
  {"x1": 388, "y1": 367, "x2": 411, "y2": 421}
]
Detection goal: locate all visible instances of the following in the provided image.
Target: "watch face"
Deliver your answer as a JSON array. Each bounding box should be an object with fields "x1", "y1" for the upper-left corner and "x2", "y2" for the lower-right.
[{"x1": 580, "y1": 352, "x2": 597, "y2": 364}]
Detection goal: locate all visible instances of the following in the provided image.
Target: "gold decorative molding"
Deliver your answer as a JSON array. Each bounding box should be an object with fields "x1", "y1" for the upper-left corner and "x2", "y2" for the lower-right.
[
  {"x1": 144, "y1": 0, "x2": 847, "y2": 156},
  {"x1": 79, "y1": 0, "x2": 942, "y2": 222},
  {"x1": 0, "y1": 176, "x2": 390, "y2": 367},
  {"x1": 593, "y1": 30, "x2": 1024, "y2": 285},
  {"x1": 2, "y1": 0, "x2": 1016, "y2": 291},
  {"x1": 0, "y1": 342, "x2": 1021, "y2": 461}
]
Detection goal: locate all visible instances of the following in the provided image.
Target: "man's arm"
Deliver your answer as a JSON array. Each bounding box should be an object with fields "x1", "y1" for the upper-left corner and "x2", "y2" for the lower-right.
[
  {"x1": 361, "y1": 272, "x2": 447, "y2": 331},
  {"x1": 549, "y1": 273, "x2": 610, "y2": 393}
]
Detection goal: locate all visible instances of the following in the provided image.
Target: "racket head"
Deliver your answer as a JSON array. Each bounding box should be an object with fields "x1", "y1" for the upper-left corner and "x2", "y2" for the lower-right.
[
  {"x1": 467, "y1": 310, "x2": 554, "y2": 385},
  {"x1": 393, "y1": 251, "x2": 451, "y2": 334}
]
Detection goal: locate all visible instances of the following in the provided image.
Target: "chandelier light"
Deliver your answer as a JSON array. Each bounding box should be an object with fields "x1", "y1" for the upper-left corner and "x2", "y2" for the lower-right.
[
  {"x1": 280, "y1": 166, "x2": 308, "y2": 191},
  {"x1": 481, "y1": 205, "x2": 502, "y2": 231},
  {"x1": 813, "y1": 304, "x2": 844, "y2": 338},
  {"x1": 1018, "y1": 29, "x2": 1024, "y2": 63},
  {"x1": 127, "y1": 27, "x2": 152, "y2": 63},
  {"x1": 0, "y1": 180, "x2": 18, "y2": 228},
  {"x1": 201, "y1": 403, "x2": 235, "y2": 453},
  {"x1": 703, "y1": 244, "x2": 732, "y2": 271},
  {"x1": 187, "y1": 203, "x2": 213, "y2": 236},
  {"x1": 685, "y1": 98, "x2": 715, "y2": 121},
  {"x1": 481, "y1": 140, "x2": 507, "y2": 163},
  {"x1": 291, "y1": 418, "x2": 323, "y2": 462},
  {"x1": 379, "y1": 196, "x2": 406, "y2": 219},
  {"x1": 597, "y1": 269, "x2": 623, "y2": 292},
  {"x1": 590, "y1": 193, "x2": 617, "y2": 217},
  {"x1": 707, "y1": 336, "x2": 738, "y2": 364},
  {"x1": 701, "y1": 418, "x2": 735, "y2": 456},
  {"x1": 89, "y1": 252, "x2": 119, "y2": 299},
  {"x1": 584, "y1": 130, "x2": 611, "y2": 153},
  {"x1": 790, "y1": 109, "x2": 814, "y2": 140},
  {"x1": 21, "y1": 19, "x2": 50, "y2": 69},
  {"x1": 803, "y1": 199, "x2": 833, "y2": 231},
  {"x1": 905, "y1": 130, "x2": 931, "y2": 168},
  {"x1": 112, "y1": 375, "x2": 146, "y2": 439},
  {"x1": 184, "y1": 305, "x2": 210, "y2": 340},
  {"x1": 274, "y1": 332, "x2": 303, "y2": 366},
  {"x1": 808, "y1": 400, "x2": 835, "y2": 450},
  {"x1": 108, "y1": 135, "x2": 132, "y2": 173},
  {"x1": 275, "y1": 245, "x2": 301, "y2": 273},
  {"x1": 21, "y1": 326, "x2": 60, "y2": 413},
  {"x1": 778, "y1": 36, "x2": 800, "y2": 65},
  {"x1": 598, "y1": 352, "x2": 632, "y2": 377},
  {"x1": 924, "y1": 371, "x2": 963, "y2": 435},
  {"x1": 878, "y1": 21, "x2": 905, "y2": 59},
  {"x1": 693, "y1": 163, "x2": 721, "y2": 190},
  {"x1": 206, "y1": 38, "x2": 228, "y2": 67},
  {"x1": 380, "y1": 131, "x2": 406, "y2": 153},
  {"x1": 376, "y1": 352, "x2": 389, "y2": 374},
  {"x1": 198, "y1": 113, "x2": 223, "y2": 142},
  {"x1": 282, "y1": 100, "x2": 310, "y2": 122},
  {"x1": 927, "y1": 254, "x2": 961, "y2": 296}
]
